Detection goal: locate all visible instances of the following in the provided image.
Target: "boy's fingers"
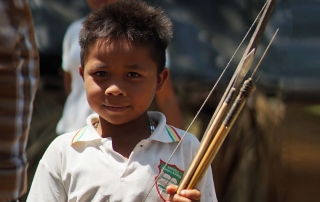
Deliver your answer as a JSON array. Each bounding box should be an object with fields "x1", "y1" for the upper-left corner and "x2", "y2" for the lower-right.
[
  {"x1": 166, "y1": 185, "x2": 178, "y2": 194},
  {"x1": 166, "y1": 185, "x2": 201, "y2": 202},
  {"x1": 179, "y1": 189, "x2": 201, "y2": 201},
  {"x1": 167, "y1": 193, "x2": 174, "y2": 201},
  {"x1": 167, "y1": 193, "x2": 191, "y2": 202},
  {"x1": 166, "y1": 193, "x2": 199, "y2": 202}
]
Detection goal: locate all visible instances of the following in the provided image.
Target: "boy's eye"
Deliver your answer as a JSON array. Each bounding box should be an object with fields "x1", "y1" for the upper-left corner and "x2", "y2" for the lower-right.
[
  {"x1": 95, "y1": 71, "x2": 107, "y2": 77},
  {"x1": 127, "y1": 72, "x2": 140, "y2": 78}
]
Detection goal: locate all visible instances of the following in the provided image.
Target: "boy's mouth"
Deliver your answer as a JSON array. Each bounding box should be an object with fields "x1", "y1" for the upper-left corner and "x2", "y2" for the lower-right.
[{"x1": 103, "y1": 104, "x2": 128, "y2": 112}]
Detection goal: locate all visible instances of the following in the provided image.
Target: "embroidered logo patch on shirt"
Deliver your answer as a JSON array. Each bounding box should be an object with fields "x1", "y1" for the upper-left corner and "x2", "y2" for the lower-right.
[{"x1": 155, "y1": 160, "x2": 184, "y2": 201}]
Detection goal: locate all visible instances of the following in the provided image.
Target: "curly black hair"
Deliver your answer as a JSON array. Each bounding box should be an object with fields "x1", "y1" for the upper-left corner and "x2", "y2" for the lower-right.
[{"x1": 79, "y1": 0, "x2": 173, "y2": 73}]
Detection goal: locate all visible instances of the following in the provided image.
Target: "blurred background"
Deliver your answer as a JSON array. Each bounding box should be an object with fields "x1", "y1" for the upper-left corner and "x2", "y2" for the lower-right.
[{"x1": 22, "y1": 0, "x2": 320, "y2": 201}]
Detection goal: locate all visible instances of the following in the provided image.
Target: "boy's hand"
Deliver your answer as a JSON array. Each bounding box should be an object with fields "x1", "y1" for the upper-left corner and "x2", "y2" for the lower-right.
[{"x1": 166, "y1": 185, "x2": 201, "y2": 202}]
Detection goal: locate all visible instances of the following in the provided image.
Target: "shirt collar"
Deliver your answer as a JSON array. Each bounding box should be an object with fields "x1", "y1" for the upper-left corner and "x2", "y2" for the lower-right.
[
  {"x1": 71, "y1": 112, "x2": 182, "y2": 145},
  {"x1": 71, "y1": 114, "x2": 101, "y2": 144},
  {"x1": 148, "y1": 111, "x2": 182, "y2": 143}
]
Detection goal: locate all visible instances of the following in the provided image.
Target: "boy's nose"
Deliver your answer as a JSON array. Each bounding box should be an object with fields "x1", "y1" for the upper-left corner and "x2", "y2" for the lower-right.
[{"x1": 105, "y1": 84, "x2": 126, "y2": 96}]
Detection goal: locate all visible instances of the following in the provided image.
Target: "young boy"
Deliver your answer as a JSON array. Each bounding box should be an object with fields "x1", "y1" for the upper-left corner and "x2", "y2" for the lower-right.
[{"x1": 27, "y1": 0, "x2": 218, "y2": 201}]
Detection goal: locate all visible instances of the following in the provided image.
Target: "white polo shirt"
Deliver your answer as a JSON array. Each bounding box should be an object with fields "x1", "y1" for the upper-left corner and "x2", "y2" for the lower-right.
[{"x1": 28, "y1": 112, "x2": 217, "y2": 202}]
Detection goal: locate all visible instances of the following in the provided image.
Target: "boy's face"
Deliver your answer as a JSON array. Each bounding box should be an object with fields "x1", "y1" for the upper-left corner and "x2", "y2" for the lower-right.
[{"x1": 80, "y1": 39, "x2": 168, "y2": 125}]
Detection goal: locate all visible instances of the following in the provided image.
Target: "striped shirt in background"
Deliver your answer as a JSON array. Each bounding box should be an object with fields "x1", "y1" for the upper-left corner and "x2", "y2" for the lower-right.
[{"x1": 0, "y1": 0, "x2": 39, "y2": 201}]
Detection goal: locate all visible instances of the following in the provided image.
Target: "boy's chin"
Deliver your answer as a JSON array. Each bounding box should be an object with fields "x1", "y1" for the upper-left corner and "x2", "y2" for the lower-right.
[{"x1": 101, "y1": 112, "x2": 148, "y2": 125}]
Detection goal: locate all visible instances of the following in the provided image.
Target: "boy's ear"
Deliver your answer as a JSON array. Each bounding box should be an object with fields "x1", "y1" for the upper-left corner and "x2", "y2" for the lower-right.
[
  {"x1": 156, "y1": 68, "x2": 169, "y2": 92},
  {"x1": 79, "y1": 65, "x2": 84, "y2": 80}
]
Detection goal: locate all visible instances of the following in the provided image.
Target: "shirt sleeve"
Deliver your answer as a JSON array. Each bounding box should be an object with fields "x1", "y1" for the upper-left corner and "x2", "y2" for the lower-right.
[
  {"x1": 61, "y1": 24, "x2": 73, "y2": 72},
  {"x1": 27, "y1": 135, "x2": 69, "y2": 202},
  {"x1": 27, "y1": 160, "x2": 67, "y2": 202},
  {"x1": 197, "y1": 166, "x2": 218, "y2": 202},
  {"x1": 61, "y1": 19, "x2": 83, "y2": 73}
]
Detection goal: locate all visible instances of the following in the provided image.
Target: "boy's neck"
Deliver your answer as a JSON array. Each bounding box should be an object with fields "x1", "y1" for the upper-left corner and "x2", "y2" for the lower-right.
[{"x1": 97, "y1": 113, "x2": 153, "y2": 158}]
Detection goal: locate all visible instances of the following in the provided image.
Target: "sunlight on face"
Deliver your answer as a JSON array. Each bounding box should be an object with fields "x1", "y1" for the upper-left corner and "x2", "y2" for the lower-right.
[{"x1": 81, "y1": 38, "x2": 167, "y2": 125}]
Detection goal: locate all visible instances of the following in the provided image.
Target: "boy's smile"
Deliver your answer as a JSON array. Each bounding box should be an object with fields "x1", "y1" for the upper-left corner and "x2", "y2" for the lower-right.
[{"x1": 80, "y1": 39, "x2": 168, "y2": 126}]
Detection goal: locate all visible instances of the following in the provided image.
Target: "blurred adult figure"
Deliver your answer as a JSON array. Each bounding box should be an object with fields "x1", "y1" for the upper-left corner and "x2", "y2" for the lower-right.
[{"x1": 0, "y1": 0, "x2": 39, "y2": 201}]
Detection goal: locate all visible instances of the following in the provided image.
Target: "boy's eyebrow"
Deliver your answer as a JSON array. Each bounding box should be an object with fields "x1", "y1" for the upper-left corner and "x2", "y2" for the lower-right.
[
  {"x1": 90, "y1": 63, "x2": 107, "y2": 69},
  {"x1": 124, "y1": 64, "x2": 148, "y2": 70},
  {"x1": 90, "y1": 63, "x2": 148, "y2": 71}
]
